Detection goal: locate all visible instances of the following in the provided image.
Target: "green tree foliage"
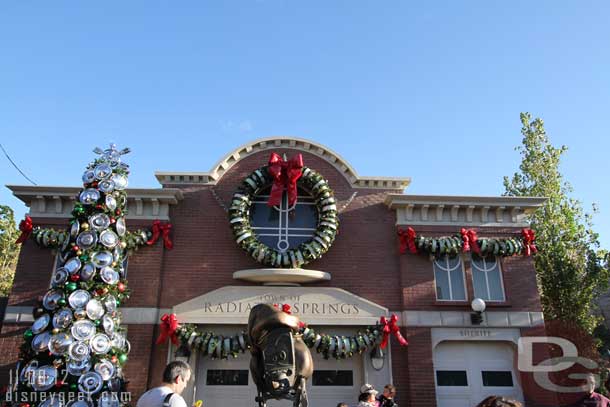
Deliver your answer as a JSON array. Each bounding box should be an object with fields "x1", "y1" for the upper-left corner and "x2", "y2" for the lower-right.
[
  {"x1": 504, "y1": 113, "x2": 609, "y2": 334},
  {"x1": 0, "y1": 205, "x2": 20, "y2": 296}
]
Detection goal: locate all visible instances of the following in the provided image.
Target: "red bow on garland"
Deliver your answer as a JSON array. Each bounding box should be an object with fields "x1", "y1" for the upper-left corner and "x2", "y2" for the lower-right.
[
  {"x1": 156, "y1": 313, "x2": 179, "y2": 345},
  {"x1": 521, "y1": 228, "x2": 537, "y2": 256},
  {"x1": 379, "y1": 314, "x2": 408, "y2": 349},
  {"x1": 460, "y1": 228, "x2": 481, "y2": 254},
  {"x1": 397, "y1": 227, "x2": 418, "y2": 254},
  {"x1": 146, "y1": 220, "x2": 174, "y2": 250},
  {"x1": 267, "y1": 152, "x2": 304, "y2": 207},
  {"x1": 15, "y1": 215, "x2": 33, "y2": 244}
]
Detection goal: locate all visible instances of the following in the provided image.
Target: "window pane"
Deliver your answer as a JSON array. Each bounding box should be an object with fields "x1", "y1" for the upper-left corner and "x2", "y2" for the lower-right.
[
  {"x1": 487, "y1": 267, "x2": 505, "y2": 301},
  {"x1": 472, "y1": 268, "x2": 489, "y2": 300},
  {"x1": 449, "y1": 268, "x2": 466, "y2": 300},
  {"x1": 436, "y1": 370, "x2": 468, "y2": 386},
  {"x1": 312, "y1": 370, "x2": 353, "y2": 386},
  {"x1": 482, "y1": 371, "x2": 513, "y2": 387},
  {"x1": 434, "y1": 268, "x2": 451, "y2": 300},
  {"x1": 206, "y1": 370, "x2": 249, "y2": 386}
]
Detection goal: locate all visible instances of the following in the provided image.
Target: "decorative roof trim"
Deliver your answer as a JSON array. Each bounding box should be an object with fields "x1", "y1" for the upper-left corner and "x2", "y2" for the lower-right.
[
  {"x1": 385, "y1": 194, "x2": 546, "y2": 227},
  {"x1": 7, "y1": 185, "x2": 183, "y2": 221},
  {"x1": 155, "y1": 136, "x2": 411, "y2": 190}
]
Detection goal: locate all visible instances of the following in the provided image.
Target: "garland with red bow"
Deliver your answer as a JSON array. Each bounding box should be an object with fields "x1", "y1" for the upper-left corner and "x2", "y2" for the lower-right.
[
  {"x1": 267, "y1": 152, "x2": 304, "y2": 207},
  {"x1": 146, "y1": 220, "x2": 174, "y2": 250},
  {"x1": 157, "y1": 313, "x2": 180, "y2": 345},
  {"x1": 162, "y1": 312, "x2": 407, "y2": 361},
  {"x1": 397, "y1": 227, "x2": 538, "y2": 258},
  {"x1": 379, "y1": 314, "x2": 408, "y2": 349},
  {"x1": 229, "y1": 153, "x2": 339, "y2": 268}
]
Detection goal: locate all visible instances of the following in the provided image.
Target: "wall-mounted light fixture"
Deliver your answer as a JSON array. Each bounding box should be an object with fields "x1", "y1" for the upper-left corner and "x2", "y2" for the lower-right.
[
  {"x1": 371, "y1": 346, "x2": 384, "y2": 370},
  {"x1": 470, "y1": 298, "x2": 486, "y2": 325}
]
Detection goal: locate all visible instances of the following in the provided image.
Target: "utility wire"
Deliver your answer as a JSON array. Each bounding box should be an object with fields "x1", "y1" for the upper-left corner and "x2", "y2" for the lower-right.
[{"x1": 0, "y1": 143, "x2": 37, "y2": 185}]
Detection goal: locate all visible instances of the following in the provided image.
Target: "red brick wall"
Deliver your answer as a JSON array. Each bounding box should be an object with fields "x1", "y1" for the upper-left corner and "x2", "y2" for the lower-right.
[
  {"x1": 399, "y1": 225, "x2": 542, "y2": 312},
  {"x1": 0, "y1": 146, "x2": 545, "y2": 406}
]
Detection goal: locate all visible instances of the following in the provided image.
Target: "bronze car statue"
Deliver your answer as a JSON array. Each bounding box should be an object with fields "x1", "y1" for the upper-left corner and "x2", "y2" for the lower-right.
[{"x1": 248, "y1": 303, "x2": 313, "y2": 407}]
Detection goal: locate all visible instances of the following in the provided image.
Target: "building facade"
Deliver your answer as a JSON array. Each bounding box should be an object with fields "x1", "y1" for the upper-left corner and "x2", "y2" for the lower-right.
[{"x1": 1, "y1": 138, "x2": 550, "y2": 407}]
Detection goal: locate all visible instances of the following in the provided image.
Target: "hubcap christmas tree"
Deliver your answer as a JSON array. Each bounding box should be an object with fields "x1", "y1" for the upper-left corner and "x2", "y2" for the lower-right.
[{"x1": 15, "y1": 145, "x2": 133, "y2": 407}]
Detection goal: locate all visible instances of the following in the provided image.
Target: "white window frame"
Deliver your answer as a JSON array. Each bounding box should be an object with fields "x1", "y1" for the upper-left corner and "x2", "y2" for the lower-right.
[
  {"x1": 471, "y1": 255, "x2": 506, "y2": 302},
  {"x1": 250, "y1": 189, "x2": 317, "y2": 253},
  {"x1": 433, "y1": 255, "x2": 467, "y2": 301}
]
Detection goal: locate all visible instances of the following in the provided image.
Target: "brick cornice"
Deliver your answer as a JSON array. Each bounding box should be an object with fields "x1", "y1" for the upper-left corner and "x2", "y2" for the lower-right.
[
  {"x1": 6, "y1": 185, "x2": 183, "y2": 220},
  {"x1": 155, "y1": 136, "x2": 411, "y2": 190},
  {"x1": 385, "y1": 194, "x2": 546, "y2": 227}
]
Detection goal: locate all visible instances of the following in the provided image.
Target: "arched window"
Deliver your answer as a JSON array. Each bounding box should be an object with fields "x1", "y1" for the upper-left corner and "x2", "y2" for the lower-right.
[
  {"x1": 471, "y1": 255, "x2": 505, "y2": 301},
  {"x1": 433, "y1": 255, "x2": 466, "y2": 301},
  {"x1": 249, "y1": 187, "x2": 318, "y2": 253}
]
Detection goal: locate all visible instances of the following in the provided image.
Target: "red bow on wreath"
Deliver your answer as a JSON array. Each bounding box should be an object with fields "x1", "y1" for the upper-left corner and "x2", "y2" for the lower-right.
[
  {"x1": 267, "y1": 152, "x2": 304, "y2": 207},
  {"x1": 460, "y1": 228, "x2": 481, "y2": 254},
  {"x1": 15, "y1": 215, "x2": 33, "y2": 244},
  {"x1": 156, "y1": 313, "x2": 179, "y2": 345},
  {"x1": 397, "y1": 227, "x2": 418, "y2": 254},
  {"x1": 146, "y1": 220, "x2": 173, "y2": 250},
  {"x1": 521, "y1": 228, "x2": 537, "y2": 256},
  {"x1": 379, "y1": 314, "x2": 408, "y2": 349}
]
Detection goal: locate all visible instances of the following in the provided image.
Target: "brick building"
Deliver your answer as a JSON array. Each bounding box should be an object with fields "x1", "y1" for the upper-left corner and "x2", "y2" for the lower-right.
[{"x1": 1, "y1": 137, "x2": 549, "y2": 406}]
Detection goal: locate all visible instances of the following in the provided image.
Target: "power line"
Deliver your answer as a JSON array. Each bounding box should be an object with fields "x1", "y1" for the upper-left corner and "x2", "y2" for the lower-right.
[{"x1": 0, "y1": 143, "x2": 37, "y2": 185}]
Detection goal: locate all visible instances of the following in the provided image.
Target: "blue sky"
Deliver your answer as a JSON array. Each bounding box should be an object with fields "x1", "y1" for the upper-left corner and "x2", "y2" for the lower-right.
[{"x1": 1, "y1": 1, "x2": 608, "y2": 249}]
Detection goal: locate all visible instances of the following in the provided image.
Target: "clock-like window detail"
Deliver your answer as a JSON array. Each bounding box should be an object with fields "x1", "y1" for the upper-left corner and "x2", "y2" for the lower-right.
[{"x1": 250, "y1": 187, "x2": 318, "y2": 252}]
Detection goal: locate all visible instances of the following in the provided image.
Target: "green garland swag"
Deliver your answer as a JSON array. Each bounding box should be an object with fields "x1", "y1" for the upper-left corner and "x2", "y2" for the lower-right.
[
  {"x1": 31, "y1": 226, "x2": 152, "y2": 253},
  {"x1": 175, "y1": 323, "x2": 382, "y2": 361},
  {"x1": 229, "y1": 166, "x2": 339, "y2": 268},
  {"x1": 398, "y1": 227, "x2": 538, "y2": 258}
]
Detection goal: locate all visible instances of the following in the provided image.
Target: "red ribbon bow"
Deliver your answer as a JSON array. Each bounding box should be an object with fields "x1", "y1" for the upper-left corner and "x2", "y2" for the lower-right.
[
  {"x1": 521, "y1": 228, "x2": 537, "y2": 256},
  {"x1": 146, "y1": 220, "x2": 173, "y2": 250},
  {"x1": 460, "y1": 228, "x2": 480, "y2": 254},
  {"x1": 397, "y1": 227, "x2": 418, "y2": 254},
  {"x1": 156, "y1": 313, "x2": 179, "y2": 345},
  {"x1": 267, "y1": 152, "x2": 304, "y2": 207},
  {"x1": 15, "y1": 215, "x2": 33, "y2": 244},
  {"x1": 379, "y1": 314, "x2": 408, "y2": 349}
]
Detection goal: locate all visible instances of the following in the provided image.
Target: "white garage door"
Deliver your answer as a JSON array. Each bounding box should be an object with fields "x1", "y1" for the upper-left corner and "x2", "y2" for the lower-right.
[
  {"x1": 195, "y1": 347, "x2": 363, "y2": 407},
  {"x1": 433, "y1": 341, "x2": 523, "y2": 407}
]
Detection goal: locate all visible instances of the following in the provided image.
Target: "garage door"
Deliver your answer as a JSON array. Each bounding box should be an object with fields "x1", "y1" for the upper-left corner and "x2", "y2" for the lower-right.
[
  {"x1": 433, "y1": 341, "x2": 523, "y2": 407},
  {"x1": 195, "y1": 343, "x2": 363, "y2": 407}
]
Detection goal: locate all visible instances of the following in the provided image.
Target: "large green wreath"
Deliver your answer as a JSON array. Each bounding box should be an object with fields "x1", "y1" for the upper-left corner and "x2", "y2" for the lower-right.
[{"x1": 229, "y1": 166, "x2": 339, "y2": 268}]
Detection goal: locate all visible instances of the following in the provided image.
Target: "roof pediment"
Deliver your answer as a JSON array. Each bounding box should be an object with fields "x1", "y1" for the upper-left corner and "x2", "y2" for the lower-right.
[{"x1": 155, "y1": 137, "x2": 411, "y2": 190}]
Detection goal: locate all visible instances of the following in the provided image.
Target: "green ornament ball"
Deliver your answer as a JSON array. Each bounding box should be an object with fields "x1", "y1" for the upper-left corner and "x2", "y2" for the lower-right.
[
  {"x1": 57, "y1": 298, "x2": 67, "y2": 307},
  {"x1": 79, "y1": 254, "x2": 89, "y2": 262},
  {"x1": 70, "y1": 383, "x2": 78, "y2": 391},
  {"x1": 66, "y1": 282, "x2": 77, "y2": 292},
  {"x1": 23, "y1": 329, "x2": 33, "y2": 340},
  {"x1": 118, "y1": 354, "x2": 128, "y2": 364},
  {"x1": 94, "y1": 319, "x2": 101, "y2": 327}
]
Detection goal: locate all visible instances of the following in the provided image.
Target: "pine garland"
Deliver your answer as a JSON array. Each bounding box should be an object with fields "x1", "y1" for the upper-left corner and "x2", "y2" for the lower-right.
[
  {"x1": 398, "y1": 227, "x2": 538, "y2": 258},
  {"x1": 174, "y1": 323, "x2": 383, "y2": 361}
]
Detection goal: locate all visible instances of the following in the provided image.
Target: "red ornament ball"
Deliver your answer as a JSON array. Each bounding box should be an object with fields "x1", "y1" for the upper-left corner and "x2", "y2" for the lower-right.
[
  {"x1": 73, "y1": 245, "x2": 80, "y2": 252},
  {"x1": 117, "y1": 282, "x2": 125, "y2": 292},
  {"x1": 70, "y1": 274, "x2": 80, "y2": 282},
  {"x1": 109, "y1": 217, "x2": 116, "y2": 224}
]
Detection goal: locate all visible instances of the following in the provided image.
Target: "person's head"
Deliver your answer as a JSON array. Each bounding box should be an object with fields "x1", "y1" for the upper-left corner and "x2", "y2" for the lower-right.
[
  {"x1": 162, "y1": 360, "x2": 191, "y2": 394},
  {"x1": 583, "y1": 372, "x2": 597, "y2": 394},
  {"x1": 359, "y1": 384, "x2": 378, "y2": 402},
  {"x1": 383, "y1": 384, "x2": 396, "y2": 399},
  {"x1": 475, "y1": 396, "x2": 523, "y2": 407},
  {"x1": 336, "y1": 403, "x2": 348, "y2": 407}
]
